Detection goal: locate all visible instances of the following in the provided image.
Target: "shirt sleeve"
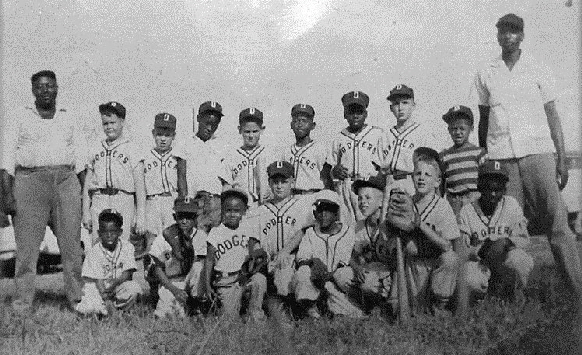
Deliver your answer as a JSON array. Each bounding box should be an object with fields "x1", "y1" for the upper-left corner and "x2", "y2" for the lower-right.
[
  {"x1": 120, "y1": 243, "x2": 137, "y2": 272},
  {"x1": 437, "y1": 200, "x2": 460, "y2": 241},
  {"x1": 81, "y1": 247, "x2": 104, "y2": 279},
  {"x1": 129, "y1": 142, "x2": 145, "y2": 170},
  {"x1": 326, "y1": 138, "x2": 339, "y2": 167},
  {"x1": 192, "y1": 230, "x2": 208, "y2": 257},
  {"x1": 473, "y1": 69, "x2": 490, "y2": 106},
  {"x1": 457, "y1": 205, "x2": 472, "y2": 238},
  {"x1": 149, "y1": 235, "x2": 171, "y2": 262},
  {"x1": 295, "y1": 228, "x2": 313, "y2": 262},
  {"x1": 536, "y1": 60, "x2": 558, "y2": 104}
]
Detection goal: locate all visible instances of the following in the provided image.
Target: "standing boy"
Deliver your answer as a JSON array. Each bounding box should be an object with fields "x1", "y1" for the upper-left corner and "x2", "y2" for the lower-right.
[
  {"x1": 439, "y1": 106, "x2": 487, "y2": 216},
  {"x1": 281, "y1": 104, "x2": 332, "y2": 194},
  {"x1": 148, "y1": 197, "x2": 208, "y2": 318},
  {"x1": 328, "y1": 91, "x2": 390, "y2": 223},
  {"x1": 204, "y1": 188, "x2": 267, "y2": 320},
  {"x1": 83, "y1": 102, "x2": 146, "y2": 244},
  {"x1": 143, "y1": 113, "x2": 187, "y2": 237},
  {"x1": 75, "y1": 209, "x2": 142, "y2": 316},
  {"x1": 383, "y1": 85, "x2": 440, "y2": 194}
]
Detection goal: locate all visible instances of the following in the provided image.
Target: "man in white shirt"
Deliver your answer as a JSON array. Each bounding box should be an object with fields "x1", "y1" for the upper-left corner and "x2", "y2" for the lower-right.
[
  {"x1": 474, "y1": 14, "x2": 582, "y2": 299},
  {"x1": 2, "y1": 70, "x2": 85, "y2": 312}
]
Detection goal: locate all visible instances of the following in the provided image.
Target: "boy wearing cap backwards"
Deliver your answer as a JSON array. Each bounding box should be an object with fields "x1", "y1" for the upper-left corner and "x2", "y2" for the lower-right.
[
  {"x1": 292, "y1": 190, "x2": 365, "y2": 318},
  {"x1": 328, "y1": 91, "x2": 391, "y2": 224},
  {"x1": 281, "y1": 104, "x2": 332, "y2": 194},
  {"x1": 83, "y1": 102, "x2": 146, "y2": 244},
  {"x1": 147, "y1": 196, "x2": 208, "y2": 317},
  {"x1": 223, "y1": 108, "x2": 275, "y2": 206},
  {"x1": 143, "y1": 113, "x2": 188, "y2": 238},
  {"x1": 439, "y1": 106, "x2": 486, "y2": 216},
  {"x1": 389, "y1": 147, "x2": 460, "y2": 313},
  {"x1": 203, "y1": 188, "x2": 267, "y2": 320},
  {"x1": 75, "y1": 209, "x2": 142, "y2": 316},
  {"x1": 458, "y1": 161, "x2": 533, "y2": 303},
  {"x1": 383, "y1": 85, "x2": 440, "y2": 195}
]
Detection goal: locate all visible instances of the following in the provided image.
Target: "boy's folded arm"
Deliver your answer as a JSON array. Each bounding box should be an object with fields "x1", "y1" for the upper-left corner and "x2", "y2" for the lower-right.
[{"x1": 417, "y1": 222, "x2": 453, "y2": 252}]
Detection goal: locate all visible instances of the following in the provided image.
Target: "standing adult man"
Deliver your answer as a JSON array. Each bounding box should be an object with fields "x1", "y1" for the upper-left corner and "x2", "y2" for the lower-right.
[
  {"x1": 3, "y1": 70, "x2": 85, "y2": 311},
  {"x1": 474, "y1": 14, "x2": 582, "y2": 299}
]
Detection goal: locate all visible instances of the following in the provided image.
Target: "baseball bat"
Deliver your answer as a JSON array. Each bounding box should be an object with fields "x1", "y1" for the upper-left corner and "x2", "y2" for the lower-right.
[
  {"x1": 395, "y1": 230, "x2": 410, "y2": 324},
  {"x1": 254, "y1": 157, "x2": 263, "y2": 205}
]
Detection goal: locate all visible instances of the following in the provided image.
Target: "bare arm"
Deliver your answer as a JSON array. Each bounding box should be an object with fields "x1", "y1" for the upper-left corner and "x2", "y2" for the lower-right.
[
  {"x1": 133, "y1": 162, "x2": 146, "y2": 234},
  {"x1": 544, "y1": 101, "x2": 569, "y2": 190},
  {"x1": 478, "y1": 105, "x2": 490, "y2": 149},
  {"x1": 82, "y1": 168, "x2": 93, "y2": 232},
  {"x1": 176, "y1": 157, "x2": 188, "y2": 198},
  {"x1": 203, "y1": 243, "x2": 217, "y2": 298}
]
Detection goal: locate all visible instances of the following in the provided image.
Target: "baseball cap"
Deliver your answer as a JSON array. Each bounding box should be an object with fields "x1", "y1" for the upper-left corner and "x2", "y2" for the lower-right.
[
  {"x1": 386, "y1": 84, "x2": 414, "y2": 102},
  {"x1": 479, "y1": 160, "x2": 509, "y2": 182},
  {"x1": 352, "y1": 174, "x2": 386, "y2": 194},
  {"x1": 239, "y1": 107, "x2": 264, "y2": 125},
  {"x1": 99, "y1": 101, "x2": 126, "y2": 119},
  {"x1": 221, "y1": 187, "x2": 249, "y2": 206},
  {"x1": 98, "y1": 208, "x2": 123, "y2": 226},
  {"x1": 341, "y1": 91, "x2": 369, "y2": 109},
  {"x1": 442, "y1": 105, "x2": 474, "y2": 125},
  {"x1": 173, "y1": 196, "x2": 198, "y2": 213},
  {"x1": 154, "y1": 112, "x2": 177, "y2": 131},
  {"x1": 496, "y1": 13, "x2": 524, "y2": 32},
  {"x1": 291, "y1": 104, "x2": 315, "y2": 118},
  {"x1": 313, "y1": 189, "x2": 341, "y2": 210},
  {"x1": 198, "y1": 101, "x2": 224, "y2": 117},
  {"x1": 267, "y1": 161, "x2": 294, "y2": 179}
]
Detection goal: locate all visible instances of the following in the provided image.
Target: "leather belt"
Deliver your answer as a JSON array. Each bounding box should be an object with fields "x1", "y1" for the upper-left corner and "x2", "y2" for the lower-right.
[
  {"x1": 292, "y1": 188, "x2": 322, "y2": 195},
  {"x1": 92, "y1": 188, "x2": 134, "y2": 196},
  {"x1": 15, "y1": 165, "x2": 74, "y2": 173},
  {"x1": 146, "y1": 192, "x2": 173, "y2": 200}
]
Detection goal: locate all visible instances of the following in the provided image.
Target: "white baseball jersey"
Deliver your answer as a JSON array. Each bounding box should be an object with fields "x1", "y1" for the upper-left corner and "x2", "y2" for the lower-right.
[
  {"x1": 143, "y1": 147, "x2": 182, "y2": 196},
  {"x1": 458, "y1": 195, "x2": 529, "y2": 249},
  {"x1": 223, "y1": 145, "x2": 275, "y2": 201},
  {"x1": 415, "y1": 194, "x2": 459, "y2": 241},
  {"x1": 181, "y1": 136, "x2": 232, "y2": 196},
  {"x1": 385, "y1": 121, "x2": 439, "y2": 173},
  {"x1": 296, "y1": 223, "x2": 355, "y2": 272},
  {"x1": 87, "y1": 137, "x2": 143, "y2": 192},
  {"x1": 327, "y1": 125, "x2": 390, "y2": 180},
  {"x1": 207, "y1": 222, "x2": 254, "y2": 273},
  {"x1": 246, "y1": 195, "x2": 315, "y2": 258},
  {"x1": 82, "y1": 240, "x2": 137, "y2": 280},
  {"x1": 353, "y1": 218, "x2": 381, "y2": 257},
  {"x1": 281, "y1": 141, "x2": 329, "y2": 190}
]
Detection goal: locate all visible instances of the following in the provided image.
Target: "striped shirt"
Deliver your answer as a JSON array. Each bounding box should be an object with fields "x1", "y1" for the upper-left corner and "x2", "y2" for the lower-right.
[{"x1": 439, "y1": 144, "x2": 486, "y2": 195}]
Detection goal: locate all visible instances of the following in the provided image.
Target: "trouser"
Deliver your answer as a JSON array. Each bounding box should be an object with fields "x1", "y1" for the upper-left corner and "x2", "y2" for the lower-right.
[
  {"x1": 76, "y1": 280, "x2": 142, "y2": 315},
  {"x1": 214, "y1": 272, "x2": 267, "y2": 319},
  {"x1": 154, "y1": 261, "x2": 205, "y2": 317},
  {"x1": 269, "y1": 253, "x2": 296, "y2": 297},
  {"x1": 13, "y1": 165, "x2": 83, "y2": 308},
  {"x1": 446, "y1": 191, "x2": 480, "y2": 217},
  {"x1": 293, "y1": 265, "x2": 365, "y2": 318},
  {"x1": 145, "y1": 194, "x2": 175, "y2": 237},
  {"x1": 90, "y1": 192, "x2": 135, "y2": 243},
  {"x1": 502, "y1": 154, "x2": 582, "y2": 298}
]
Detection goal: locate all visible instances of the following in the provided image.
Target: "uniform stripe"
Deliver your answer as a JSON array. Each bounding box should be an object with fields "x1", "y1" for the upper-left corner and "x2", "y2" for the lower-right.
[
  {"x1": 235, "y1": 146, "x2": 265, "y2": 198},
  {"x1": 263, "y1": 197, "x2": 299, "y2": 251},
  {"x1": 314, "y1": 225, "x2": 350, "y2": 271},
  {"x1": 290, "y1": 141, "x2": 315, "y2": 180},
  {"x1": 419, "y1": 195, "x2": 438, "y2": 221},
  {"x1": 340, "y1": 126, "x2": 375, "y2": 178},
  {"x1": 389, "y1": 122, "x2": 420, "y2": 171}
]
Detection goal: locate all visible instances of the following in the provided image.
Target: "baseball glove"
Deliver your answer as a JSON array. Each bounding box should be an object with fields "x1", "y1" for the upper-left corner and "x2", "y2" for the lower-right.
[
  {"x1": 385, "y1": 188, "x2": 419, "y2": 232},
  {"x1": 238, "y1": 248, "x2": 268, "y2": 286},
  {"x1": 129, "y1": 228, "x2": 156, "y2": 260},
  {"x1": 310, "y1": 258, "x2": 331, "y2": 288}
]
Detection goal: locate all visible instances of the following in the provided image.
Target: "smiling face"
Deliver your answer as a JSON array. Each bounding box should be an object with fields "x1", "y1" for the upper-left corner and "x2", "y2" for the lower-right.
[
  {"x1": 269, "y1": 175, "x2": 294, "y2": 201},
  {"x1": 291, "y1": 114, "x2": 315, "y2": 140},
  {"x1": 222, "y1": 196, "x2": 247, "y2": 229},
  {"x1": 389, "y1": 96, "x2": 415, "y2": 123},
  {"x1": 238, "y1": 121, "x2": 264, "y2": 149},
  {"x1": 32, "y1": 76, "x2": 58, "y2": 110},
  {"x1": 447, "y1": 117, "x2": 473, "y2": 147},
  {"x1": 412, "y1": 160, "x2": 440, "y2": 197},
  {"x1": 357, "y1": 186, "x2": 384, "y2": 218},
  {"x1": 98, "y1": 221, "x2": 122, "y2": 251},
  {"x1": 197, "y1": 113, "x2": 221, "y2": 141},
  {"x1": 101, "y1": 113, "x2": 125, "y2": 142},
  {"x1": 344, "y1": 105, "x2": 367, "y2": 132}
]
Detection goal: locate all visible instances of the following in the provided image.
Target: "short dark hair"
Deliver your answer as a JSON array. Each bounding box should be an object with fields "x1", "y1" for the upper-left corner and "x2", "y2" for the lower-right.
[
  {"x1": 98, "y1": 210, "x2": 123, "y2": 229},
  {"x1": 31, "y1": 70, "x2": 56, "y2": 84}
]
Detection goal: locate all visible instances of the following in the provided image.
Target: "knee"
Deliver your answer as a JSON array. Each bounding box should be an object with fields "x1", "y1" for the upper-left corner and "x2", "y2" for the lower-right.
[
  {"x1": 439, "y1": 250, "x2": 460, "y2": 268},
  {"x1": 249, "y1": 273, "x2": 267, "y2": 292},
  {"x1": 505, "y1": 248, "x2": 534, "y2": 276},
  {"x1": 462, "y1": 261, "x2": 491, "y2": 295},
  {"x1": 333, "y1": 267, "x2": 354, "y2": 292}
]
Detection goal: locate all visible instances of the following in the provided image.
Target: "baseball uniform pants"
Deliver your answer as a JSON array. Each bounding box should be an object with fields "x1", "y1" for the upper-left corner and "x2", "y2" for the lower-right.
[
  {"x1": 502, "y1": 153, "x2": 582, "y2": 298},
  {"x1": 334, "y1": 262, "x2": 392, "y2": 308},
  {"x1": 12, "y1": 165, "x2": 83, "y2": 310},
  {"x1": 76, "y1": 280, "x2": 142, "y2": 315},
  {"x1": 214, "y1": 272, "x2": 267, "y2": 320},
  {"x1": 90, "y1": 192, "x2": 135, "y2": 243},
  {"x1": 145, "y1": 194, "x2": 175, "y2": 237}
]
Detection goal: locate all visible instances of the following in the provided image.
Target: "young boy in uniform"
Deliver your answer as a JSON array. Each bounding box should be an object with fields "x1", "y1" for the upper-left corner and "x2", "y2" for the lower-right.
[
  {"x1": 388, "y1": 147, "x2": 460, "y2": 313},
  {"x1": 328, "y1": 91, "x2": 390, "y2": 223},
  {"x1": 439, "y1": 106, "x2": 486, "y2": 216},
  {"x1": 223, "y1": 108, "x2": 274, "y2": 206},
  {"x1": 83, "y1": 102, "x2": 146, "y2": 244},
  {"x1": 75, "y1": 209, "x2": 142, "y2": 315},
  {"x1": 204, "y1": 188, "x2": 267, "y2": 320},
  {"x1": 148, "y1": 197, "x2": 208, "y2": 318},
  {"x1": 143, "y1": 112, "x2": 187, "y2": 237},
  {"x1": 281, "y1": 104, "x2": 332, "y2": 194},
  {"x1": 458, "y1": 161, "x2": 533, "y2": 301},
  {"x1": 383, "y1": 85, "x2": 440, "y2": 194},
  {"x1": 292, "y1": 190, "x2": 365, "y2": 318}
]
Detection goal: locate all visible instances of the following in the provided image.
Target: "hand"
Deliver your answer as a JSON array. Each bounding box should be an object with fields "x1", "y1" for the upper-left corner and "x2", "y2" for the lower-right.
[
  {"x1": 556, "y1": 156, "x2": 569, "y2": 190},
  {"x1": 134, "y1": 214, "x2": 146, "y2": 235},
  {"x1": 331, "y1": 163, "x2": 349, "y2": 180},
  {"x1": 171, "y1": 286, "x2": 189, "y2": 305}
]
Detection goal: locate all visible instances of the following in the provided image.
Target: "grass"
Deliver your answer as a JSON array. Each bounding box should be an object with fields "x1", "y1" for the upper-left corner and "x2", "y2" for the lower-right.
[{"x1": 0, "y1": 240, "x2": 581, "y2": 355}]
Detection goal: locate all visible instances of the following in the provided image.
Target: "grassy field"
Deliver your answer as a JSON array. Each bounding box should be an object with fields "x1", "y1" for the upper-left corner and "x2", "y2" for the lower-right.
[{"x1": 1, "y1": 238, "x2": 581, "y2": 355}]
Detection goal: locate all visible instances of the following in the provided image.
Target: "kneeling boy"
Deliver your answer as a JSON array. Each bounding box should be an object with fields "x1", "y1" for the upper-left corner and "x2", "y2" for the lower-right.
[{"x1": 76, "y1": 209, "x2": 142, "y2": 315}]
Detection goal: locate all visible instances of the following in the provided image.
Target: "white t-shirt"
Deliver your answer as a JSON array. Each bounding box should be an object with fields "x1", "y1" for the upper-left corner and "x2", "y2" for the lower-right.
[
  {"x1": 82, "y1": 240, "x2": 137, "y2": 280},
  {"x1": 207, "y1": 222, "x2": 254, "y2": 273}
]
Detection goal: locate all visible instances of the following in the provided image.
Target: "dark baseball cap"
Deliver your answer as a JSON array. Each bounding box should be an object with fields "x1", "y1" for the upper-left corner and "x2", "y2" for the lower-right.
[
  {"x1": 496, "y1": 13, "x2": 524, "y2": 32},
  {"x1": 387, "y1": 84, "x2": 414, "y2": 102},
  {"x1": 99, "y1": 101, "x2": 126, "y2": 119},
  {"x1": 442, "y1": 105, "x2": 474, "y2": 125},
  {"x1": 221, "y1": 187, "x2": 249, "y2": 206},
  {"x1": 98, "y1": 208, "x2": 123, "y2": 226},
  {"x1": 154, "y1": 112, "x2": 177, "y2": 131},
  {"x1": 341, "y1": 91, "x2": 369, "y2": 109},
  {"x1": 352, "y1": 174, "x2": 386, "y2": 194},
  {"x1": 479, "y1": 160, "x2": 509, "y2": 182},
  {"x1": 267, "y1": 161, "x2": 294, "y2": 179},
  {"x1": 291, "y1": 103, "x2": 315, "y2": 118},
  {"x1": 239, "y1": 107, "x2": 264, "y2": 125},
  {"x1": 198, "y1": 101, "x2": 224, "y2": 117},
  {"x1": 173, "y1": 196, "x2": 198, "y2": 213}
]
